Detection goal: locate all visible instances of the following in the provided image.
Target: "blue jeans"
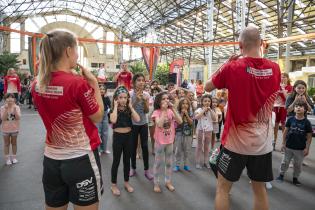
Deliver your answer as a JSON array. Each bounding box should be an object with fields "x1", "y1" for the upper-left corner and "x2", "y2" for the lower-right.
[{"x1": 97, "y1": 114, "x2": 109, "y2": 152}]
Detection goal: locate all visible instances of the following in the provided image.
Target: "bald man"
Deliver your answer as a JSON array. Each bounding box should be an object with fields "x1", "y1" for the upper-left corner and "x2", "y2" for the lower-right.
[{"x1": 205, "y1": 26, "x2": 281, "y2": 210}]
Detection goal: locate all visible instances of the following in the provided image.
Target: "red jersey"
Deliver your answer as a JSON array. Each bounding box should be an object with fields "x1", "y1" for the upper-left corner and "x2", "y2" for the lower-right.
[
  {"x1": 274, "y1": 84, "x2": 293, "y2": 107},
  {"x1": 4, "y1": 75, "x2": 21, "y2": 94},
  {"x1": 212, "y1": 57, "x2": 281, "y2": 155},
  {"x1": 117, "y1": 71, "x2": 132, "y2": 90},
  {"x1": 32, "y1": 71, "x2": 100, "y2": 160}
]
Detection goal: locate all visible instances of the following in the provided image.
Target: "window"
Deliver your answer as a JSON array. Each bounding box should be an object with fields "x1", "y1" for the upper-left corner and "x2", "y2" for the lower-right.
[
  {"x1": 123, "y1": 38, "x2": 130, "y2": 60},
  {"x1": 10, "y1": 23, "x2": 21, "y2": 53},
  {"x1": 308, "y1": 74, "x2": 315, "y2": 88},
  {"x1": 291, "y1": 59, "x2": 306, "y2": 72},
  {"x1": 106, "y1": 31, "x2": 115, "y2": 55},
  {"x1": 189, "y1": 66, "x2": 204, "y2": 81}
]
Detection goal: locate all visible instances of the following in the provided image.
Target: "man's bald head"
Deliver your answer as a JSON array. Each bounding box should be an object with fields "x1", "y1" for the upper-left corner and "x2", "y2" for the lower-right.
[{"x1": 239, "y1": 26, "x2": 262, "y2": 50}]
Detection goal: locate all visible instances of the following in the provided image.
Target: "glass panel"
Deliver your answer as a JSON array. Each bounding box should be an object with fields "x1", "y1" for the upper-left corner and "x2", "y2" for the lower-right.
[
  {"x1": 10, "y1": 23, "x2": 21, "y2": 53},
  {"x1": 106, "y1": 31, "x2": 115, "y2": 55}
]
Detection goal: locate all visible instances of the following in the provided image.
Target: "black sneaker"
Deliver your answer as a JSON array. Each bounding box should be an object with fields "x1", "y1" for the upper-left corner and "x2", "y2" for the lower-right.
[
  {"x1": 276, "y1": 175, "x2": 284, "y2": 182},
  {"x1": 293, "y1": 178, "x2": 301, "y2": 186}
]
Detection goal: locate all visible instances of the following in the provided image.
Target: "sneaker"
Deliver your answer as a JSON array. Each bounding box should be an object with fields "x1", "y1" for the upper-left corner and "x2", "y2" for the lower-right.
[
  {"x1": 129, "y1": 169, "x2": 136, "y2": 177},
  {"x1": 196, "y1": 164, "x2": 202, "y2": 169},
  {"x1": 12, "y1": 158, "x2": 18, "y2": 164},
  {"x1": 293, "y1": 178, "x2": 301, "y2": 186},
  {"x1": 183, "y1": 165, "x2": 191, "y2": 171},
  {"x1": 6, "y1": 159, "x2": 12, "y2": 165},
  {"x1": 204, "y1": 163, "x2": 211, "y2": 169},
  {"x1": 144, "y1": 170, "x2": 153, "y2": 180},
  {"x1": 173, "y1": 165, "x2": 180, "y2": 172},
  {"x1": 265, "y1": 182, "x2": 273, "y2": 189},
  {"x1": 276, "y1": 175, "x2": 284, "y2": 182},
  {"x1": 105, "y1": 150, "x2": 111, "y2": 154}
]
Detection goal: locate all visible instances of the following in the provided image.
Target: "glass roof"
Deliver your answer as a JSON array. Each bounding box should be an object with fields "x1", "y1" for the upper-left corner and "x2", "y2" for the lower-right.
[{"x1": 1, "y1": 0, "x2": 315, "y2": 62}]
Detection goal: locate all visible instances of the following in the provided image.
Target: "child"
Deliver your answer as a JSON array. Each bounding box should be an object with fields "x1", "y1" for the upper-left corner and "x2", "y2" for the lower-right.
[
  {"x1": 151, "y1": 91, "x2": 182, "y2": 193},
  {"x1": 285, "y1": 80, "x2": 313, "y2": 117},
  {"x1": 211, "y1": 97, "x2": 222, "y2": 146},
  {"x1": 194, "y1": 95, "x2": 216, "y2": 169},
  {"x1": 97, "y1": 84, "x2": 111, "y2": 154},
  {"x1": 1, "y1": 93, "x2": 21, "y2": 165},
  {"x1": 109, "y1": 86, "x2": 140, "y2": 196},
  {"x1": 148, "y1": 82, "x2": 162, "y2": 156},
  {"x1": 174, "y1": 97, "x2": 193, "y2": 172},
  {"x1": 276, "y1": 100, "x2": 312, "y2": 186},
  {"x1": 129, "y1": 73, "x2": 153, "y2": 180},
  {"x1": 273, "y1": 73, "x2": 292, "y2": 150}
]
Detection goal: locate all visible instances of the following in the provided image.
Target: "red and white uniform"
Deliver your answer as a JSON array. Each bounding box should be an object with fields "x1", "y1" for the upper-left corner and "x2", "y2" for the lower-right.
[
  {"x1": 31, "y1": 71, "x2": 100, "y2": 160},
  {"x1": 117, "y1": 71, "x2": 132, "y2": 90},
  {"x1": 4, "y1": 75, "x2": 21, "y2": 94},
  {"x1": 212, "y1": 57, "x2": 281, "y2": 155},
  {"x1": 274, "y1": 85, "x2": 293, "y2": 107}
]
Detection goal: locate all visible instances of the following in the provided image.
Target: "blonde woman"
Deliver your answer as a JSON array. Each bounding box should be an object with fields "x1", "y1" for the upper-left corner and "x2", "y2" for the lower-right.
[{"x1": 31, "y1": 31, "x2": 104, "y2": 210}]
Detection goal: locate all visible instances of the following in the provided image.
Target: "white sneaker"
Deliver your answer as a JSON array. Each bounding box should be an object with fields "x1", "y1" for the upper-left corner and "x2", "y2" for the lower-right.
[
  {"x1": 6, "y1": 159, "x2": 12, "y2": 165},
  {"x1": 105, "y1": 150, "x2": 111, "y2": 154},
  {"x1": 265, "y1": 182, "x2": 273, "y2": 189},
  {"x1": 196, "y1": 164, "x2": 202, "y2": 169},
  {"x1": 12, "y1": 158, "x2": 18, "y2": 164}
]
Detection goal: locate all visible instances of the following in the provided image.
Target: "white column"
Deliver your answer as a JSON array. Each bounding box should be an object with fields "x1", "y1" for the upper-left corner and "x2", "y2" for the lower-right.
[
  {"x1": 285, "y1": 0, "x2": 294, "y2": 73},
  {"x1": 207, "y1": 0, "x2": 214, "y2": 77},
  {"x1": 236, "y1": 0, "x2": 246, "y2": 34}
]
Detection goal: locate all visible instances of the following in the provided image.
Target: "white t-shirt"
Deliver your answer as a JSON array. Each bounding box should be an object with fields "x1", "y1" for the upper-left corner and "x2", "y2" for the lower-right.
[
  {"x1": 187, "y1": 83, "x2": 196, "y2": 93},
  {"x1": 97, "y1": 67, "x2": 106, "y2": 80},
  {"x1": 195, "y1": 108, "x2": 213, "y2": 132}
]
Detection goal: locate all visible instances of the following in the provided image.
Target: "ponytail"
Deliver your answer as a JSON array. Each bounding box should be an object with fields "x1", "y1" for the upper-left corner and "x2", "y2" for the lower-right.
[
  {"x1": 38, "y1": 35, "x2": 53, "y2": 91},
  {"x1": 37, "y1": 31, "x2": 77, "y2": 91}
]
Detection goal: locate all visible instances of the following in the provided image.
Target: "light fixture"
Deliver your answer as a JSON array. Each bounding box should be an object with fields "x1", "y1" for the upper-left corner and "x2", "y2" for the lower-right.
[
  {"x1": 296, "y1": 28, "x2": 306, "y2": 35},
  {"x1": 255, "y1": 0, "x2": 267, "y2": 9},
  {"x1": 297, "y1": 42, "x2": 307, "y2": 48},
  {"x1": 258, "y1": 11, "x2": 270, "y2": 18}
]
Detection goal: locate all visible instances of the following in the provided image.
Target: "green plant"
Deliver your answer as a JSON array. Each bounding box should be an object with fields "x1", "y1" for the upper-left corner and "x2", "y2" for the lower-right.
[
  {"x1": 129, "y1": 61, "x2": 147, "y2": 75},
  {"x1": 308, "y1": 87, "x2": 315, "y2": 98},
  {"x1": 154, "y1": 63, "x2": 170, "y2": 86},
  {"x1": 0, "y1": 51, "x2": 20, "y2": 76}
]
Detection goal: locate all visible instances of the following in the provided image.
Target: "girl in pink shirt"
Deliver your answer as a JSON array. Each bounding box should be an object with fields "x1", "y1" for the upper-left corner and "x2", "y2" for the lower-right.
[
  {"x1": 151, "y1": 92, "x2": 182, "y2": 193},
  {"x1": 1, "y1": 93, "x2": 21, "y2": 165}
]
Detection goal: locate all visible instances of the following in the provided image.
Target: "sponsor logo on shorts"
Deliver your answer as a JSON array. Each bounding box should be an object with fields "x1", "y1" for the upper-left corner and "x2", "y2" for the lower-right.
[
  {"x1": 218, "y1": 152, "x2": 231, "y2": 174},
  {"x1": 76, "y1": 177, "x2": 93, "y2": 189}
]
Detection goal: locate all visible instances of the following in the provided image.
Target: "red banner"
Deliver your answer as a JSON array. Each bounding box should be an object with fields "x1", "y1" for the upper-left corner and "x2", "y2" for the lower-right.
[
  {"x1": 141, "y1": 47, "x2": 160, "y2": 80},
  {"x1": 170, "y1": 59, "x2": 185, "y2": 73}
]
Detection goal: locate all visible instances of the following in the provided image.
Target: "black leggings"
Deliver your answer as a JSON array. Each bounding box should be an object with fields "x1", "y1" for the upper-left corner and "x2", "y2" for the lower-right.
[
  {"x1": 111, "y1": 132, "x2": 131, "y2": 184},
  {"x1": 131, "y1": 124, "x2": 149, "y2": 170}
]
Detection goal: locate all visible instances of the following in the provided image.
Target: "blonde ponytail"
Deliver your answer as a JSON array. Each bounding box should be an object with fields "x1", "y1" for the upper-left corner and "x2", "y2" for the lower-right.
[{"x1": 37, "y1": 31, "x2": 77, "y2": 91}]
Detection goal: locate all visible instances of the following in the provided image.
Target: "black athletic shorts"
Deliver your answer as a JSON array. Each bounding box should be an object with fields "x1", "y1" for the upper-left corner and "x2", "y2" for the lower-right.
[
  {"x1": 216, "y1": 147, "x2": 273, "y2": 182},
  {"x1": 42, "y1": 150, "x2": 103, "y2": 207}
]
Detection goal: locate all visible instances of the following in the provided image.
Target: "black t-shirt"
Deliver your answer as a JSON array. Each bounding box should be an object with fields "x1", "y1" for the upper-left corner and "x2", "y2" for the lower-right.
[
  {"x1": 109, "y1": 109, "x2": 132, "y2": 129},
  {"x1": 285, "y1": 117, "x2": 312, "y2": 150}
]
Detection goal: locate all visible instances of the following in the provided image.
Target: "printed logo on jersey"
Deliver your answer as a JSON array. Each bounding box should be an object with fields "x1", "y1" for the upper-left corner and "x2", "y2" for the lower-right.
[
  {"x1": 246, "y1": 67, "x2": 273, "y2": 77},
  {"x1": 35, "y1": 85, "x2": 64, "y2": 96}
]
